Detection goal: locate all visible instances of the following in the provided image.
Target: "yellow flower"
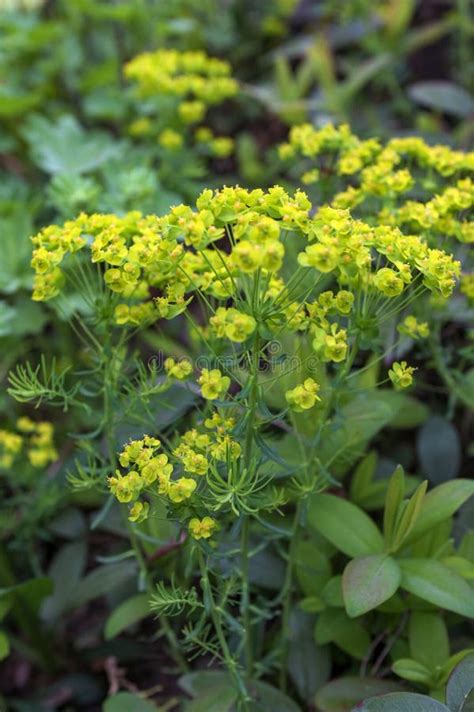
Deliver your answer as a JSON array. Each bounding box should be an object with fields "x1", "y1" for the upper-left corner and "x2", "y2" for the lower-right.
[
  {"x1": 168, "y1": 477, "x2": 197, "y2": 503},
  {"x1": 164, "y1": 357, "x2": 193, "y2": 380},
  {"x1": 373, "y1": 268, "x2": 404, "y2": 297},
  {"x1": 141, "y1": 454, "x2": 173, "y2": 485},
  {"x1": 398, "y1": 315, "x2": 430, "y2": 340},
  {"x1": 198, "y1": 368, "x2": 230, "y2": 400},
  {"x1": 16, "y1": 417, "x2": 35, "y2": 433},
  {"x1": 128, "y1": 501, "x2": 149, "y2": 523},
  {"x1": 388, "y1": 361, "x2": 416, "y2": 390},
  {"x1": 108, "y1": 471, "x2": 143, "y2": 503},
  {"x1": 298, "y1": 243, "x2": 339, "y2": 273},
  {"x1": 158, "y1": 129, "x2": 184, "y2": 151},
  {"x1": 285, "y1": 378, "x2": 321, "y2": 412},
  {"x1": 189, "y1": 516, "x2": 217, "y2": 540}
]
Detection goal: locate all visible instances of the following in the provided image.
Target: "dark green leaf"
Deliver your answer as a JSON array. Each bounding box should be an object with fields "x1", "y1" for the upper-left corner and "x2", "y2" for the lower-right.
[
  {"x1": 357, "y1": 692, "x2": 449, "y2": 711},
  {"x1": 408, "y1": 81, "x2": 474, "y2": 117},
  {"x1": 446, "y1": 653, "x2": 474, "y2": 712},
  {"x1": 417, "y1": 417, "x2": 461, "y2": 484},
  {"x1": 288, "y1": 610, "x2": 331, "y2": 701},
  {"x1": 315, "y1": 677, "x2": 404, "y2": 712}
]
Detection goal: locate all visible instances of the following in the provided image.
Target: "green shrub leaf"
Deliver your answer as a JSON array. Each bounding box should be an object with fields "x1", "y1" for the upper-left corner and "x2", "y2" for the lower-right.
[
  {"x1": 105, "y1": 593, "x2": 151, "y2": 640},
  {"x1": 342, "y1": 555, "x2": 401, "y2": 617},
  {"x1": 399, "y1": 559, "x2": 474, "y2": 617},
  {"x1": 406, "y1": 480, "x2": 474, "y2": 544},
  {"x1": 356, "y1": 692, "x2": 450, "y2": 711},
  {"x1": 308, "y1": 494, "x2": 384, "y2": 557},
  {"x1": 446, "y1": 653, "x2": 474, "y2": 712}
]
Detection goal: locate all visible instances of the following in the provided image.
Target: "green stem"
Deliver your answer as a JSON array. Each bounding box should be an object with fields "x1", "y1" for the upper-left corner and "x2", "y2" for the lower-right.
[
  {"x1": 197, "y1": 549, "x2": 249, "y2": 708},
  {"x1": 278, "y1": 498, "x2": 303, "y2": 691},
  {"x1": 240, "y1": 332, "x2": 261, "y2": 681}
]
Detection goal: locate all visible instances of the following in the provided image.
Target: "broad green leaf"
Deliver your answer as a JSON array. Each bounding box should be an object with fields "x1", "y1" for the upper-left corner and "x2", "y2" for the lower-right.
[
  {"x1": 417, "y1": 417, "x2": 461, "y2": 484},
  {"x1": 399, "y1": 559, "x2": 474, "y2": 617},
  {"x1": 315, "y1": 677, "x2": 404, "y2": 712},
  {"x1": 0, "y1": 631, "x2": 9, "y2": 661},
  {"x1": 388, "y1": 394, "x2": 429, "y2": 429},
  {"x1": 408, "y1": 81, "x2": 474, "y2": 117},
  {"x1": 22, "y1": 114, "x2": 120, "y2": 175},
  {"x1": 41, "y1": 541, "x2": 87, "y2": 621},
  {"x1": 0, "y1": 577, "x2": 54, "y2": 614},
  {"x1": 179, "y1": 672, "x2": 232, "y2": 698},
  {"x1": 321, "y1": 576, "x2": 344, "y2": 608},
  {"x1": 409, "y1": 612, "x2": 449, "y2": 669},
  {"x1": 184, "y1": 688, "x2": 236, "y2": 712},
  {"x1": 446, "y1": 653, "x2": 474, "y2": 712},
  {"x1": 103, "y1": 693, "x2": 158, "y2": 711},
  {"x1": 461, "y1": 689, "x2": 474, "y2": 712},
  {"x1": 392, "y1": 658, "x2": 432, "y2": 683},
  {"x1": 250, "y1": 680, "x2": 302, "y2": 711},
  {"x1": 318, "y1": 391, "x2": 402, "y2": 476},
  {"x1": 73, "y1": 561, "x2": 137, "y2": 608},
  {"x1": 309, "y1": 494, "x2": 384, "y2": 557},
  {"x1": 287, "y1": 610, "x2": 331, "y2": 701},
  {"x1": 315, "y1": 609, "x2": 370, "y2": 660},
  {"x1": 342, "y1": 555, "x2": 401, "y2": 617},
  {"x1": 406, "y1": 480, "x2": 474, "y2": 544},
  {"x1": 357, "y1": 692, "x2": 449, "y2": 711},
  {"x1": 105, "y1": 594, "x2": 150, "y2": 640},
  {"x1": 294, "y1": 537, "x2": 332, "y2": 596}
]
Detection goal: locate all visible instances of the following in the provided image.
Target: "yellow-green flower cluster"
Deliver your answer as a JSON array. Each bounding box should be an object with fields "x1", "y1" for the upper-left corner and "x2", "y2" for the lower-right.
[
  {"x1": 109, "y1": 414, "x2": 241, "y2": 534},
  {"x1": 388, "y1": 361, "x2": 416, "y2": 390},
  {"x1": 460, "y1": 274, "x2": 474, "y2": 300},
  {"x1": 398, "y1": 315, "x2": 430, "y2": 340},
  {"x1": 125, "y1": 50, "x2": 238, "y2": 104},
  {"x1": 198, "y1": 369, "x2": 230, "y2": 400},
  {"x1": 285, "y1": 378, "x2": 320, "y2": 411},
  {"x1": 31, "y1": 185, "x2": 460, "y2": 367},
  {"x1": 164, "y1": 357, "x2": 193, "y2": 380},
  {"x1": 109, "y1": 435, "x2": 195, "y2": 516},
  {"x1": 279, "y1": 123, "x2": 474, "y2": 247},
  {"x1": 0, "y1": 418, "x2": 57, "y2": 470},
  {"x1": 124, "y1": 49, "x2": 237, "y2": 157}
]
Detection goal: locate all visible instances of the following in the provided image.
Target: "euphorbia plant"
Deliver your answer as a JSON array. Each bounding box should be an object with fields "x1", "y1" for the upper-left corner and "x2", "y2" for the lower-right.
[{"x1": 12, "y1": 177, "x2": 464, "y2": 708}]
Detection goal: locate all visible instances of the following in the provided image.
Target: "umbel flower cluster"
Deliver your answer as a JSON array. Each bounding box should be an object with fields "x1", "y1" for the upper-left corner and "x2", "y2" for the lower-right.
[
  {"x1": 30, "y1": 185, "x2": 461, "y2": 320},
  {"x1": 29, "y1": 176, "x2": 465, "y2": 536},
  {"x1": 108, "y1": 408, "x2": 243, "y2": 536},
  {"x1": 279, "y1": 123, "x2": 474, "y2": 246},
  {"x1": 0, "y1": 418, "x2": 57, "y2": 470},
  {"x1": 125, "y1": 49, "x2": 237, "y2": 158}
]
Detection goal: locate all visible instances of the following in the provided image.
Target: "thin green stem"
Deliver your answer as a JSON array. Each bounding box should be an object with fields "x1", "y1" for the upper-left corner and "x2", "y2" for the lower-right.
[
  {"x1": 197, "y1": 549, "x2": 250, "y2": 708},
  {"x1": 279, "y1": 498, "x2": 303, "y2": 691}
]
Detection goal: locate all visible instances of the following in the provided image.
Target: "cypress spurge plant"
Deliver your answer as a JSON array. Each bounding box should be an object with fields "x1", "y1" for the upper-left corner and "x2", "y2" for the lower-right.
[{"x1": 14, "y1": 178, "x2": 465, "y2": 708}]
